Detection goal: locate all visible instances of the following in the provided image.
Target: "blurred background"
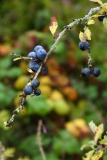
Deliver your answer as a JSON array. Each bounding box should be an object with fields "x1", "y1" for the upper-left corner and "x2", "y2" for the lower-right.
[{"x1": 0, "y1": 0, "x2": 107, "y2": 159}]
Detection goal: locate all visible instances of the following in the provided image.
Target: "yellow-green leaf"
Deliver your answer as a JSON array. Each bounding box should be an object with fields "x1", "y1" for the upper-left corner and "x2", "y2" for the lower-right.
[
  {"x1": 88, "y1": 140, "x2": 96, "y2": 149},
  {"x1": 96, "y1": 0, "x2": 103, "y2": 6},
  {"x1": 81, "y1": 140, "x2": 95, "y2": 151},
  {"x1": 84, "y1": 28, "x2": 91, "y2": 40},
  {"x1": 102, "y1": 4, "x2": 107, "y2": 12},
  {"x1": 90, "y1": 0, "x2": 99, "y2": 2},
  {"x1": 81, "y1": 144, "x2": 89, "y2": 150},
  {"x1": 4, "y1": 148, "x2": 15, "y2": 157},
  {"x1": 94, "y1": 123, "x2": 104, "y2": 143},
  {"x1": 83, "y1": 150, "x2": 95, "y2": 160},
  {"x1": 17, "y1": 157, "x2": 30, "y2": 160},
  {"x1": 27, "y1": 68, "x2": 34, "y2": 73},
  {"x1": 89, "y1": 0, "x2": 103, "y2": 6},
  {"x1": 13, "y1": 57, "x2": 22, "y2": 61},
  {"x1": 89, "y1": 121, "x2": 97, "y2": 133},
  {"x1": 79, "y1": 31, "x2": 86, "y2": 42},
  {"x1": 103, "y1": 17, "x2": 107, "y2": 29},
  {"x1": 49, "y1": 16, "x2": 58, "y2": 35},
  {"x1": 87, "y1": 19, "x2": 95, "y2": 25},
  {"x1": 90, "y1": 14, "x2": 100, "y2": 19},
  {"x1": 91, "y1": 150, "x2": 103, "y2": 160},
  {"x1": 0, "y1": 110, "x2": 10, "y2": 129},
  {"x1": 100, "y1": 135, "x2": 107, "y2": 145}
]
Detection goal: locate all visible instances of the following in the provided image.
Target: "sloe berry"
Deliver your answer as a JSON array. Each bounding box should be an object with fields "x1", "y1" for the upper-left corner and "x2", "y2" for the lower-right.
[
  {"x1": 34, "y1": 89, "x2": 41, "y2": 96},
  {"x1": 91, "y1": 67, "x2": 101, "y2": 77},
  {"x1": 34, "y1": 45, "x2": 43, "y2": 53},
  {"x1": 78, "y1": 41, "x2": 89, "y2": 51},
  {"x1": 36, "y1": 48, "x2": 47, "y2": 61},
  {"x1": 29, "y1": 60, "x2": 40, "y2": 72},
  {"x1": 23, "y1": 85, "x2": 33, "y2": 95},
  {"x1": 42, "y1": 64, "x2": 48, "y2": 76},
  {"x1": 31, "y1": 79, "x2": 40, "y2": 89},
  {"x1": 98, "y1": 15, "x2": 105, "y2": 21},
  {"x1": 28, "y1": 52, "x2": 37, "y2": 58},
  {"x1": 81, "y1": 68, "x2": 91, "y2": 77}
]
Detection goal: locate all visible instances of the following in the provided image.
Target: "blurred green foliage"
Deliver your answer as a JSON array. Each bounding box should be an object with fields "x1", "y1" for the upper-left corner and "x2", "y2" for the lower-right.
[{"x1": 0, "y1": 0, "x2": 107, "y2": 159}]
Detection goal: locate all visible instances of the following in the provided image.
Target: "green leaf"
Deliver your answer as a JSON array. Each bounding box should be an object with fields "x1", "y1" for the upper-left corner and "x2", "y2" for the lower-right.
[
  {"x1": 103, "y1": 148, "x2": 107, "y2": 159},
  {"x1": 53, "y1": 130, "x2": 80, "y2": 155},
  {"x1": 81, "y1": 144, "x2": 89, "y2": 150},
  {"x1": 52, "y1": 137, "x2": 63, "y2": 155},
  {"x1": 17, "y1": 157, "x2": 30, "y2": 160},
  {"x1": 100, "y1": 135, "x2": 107, "y2": 145},
  {"x1": 7, "y1": 67, "x2": 22, "y2": 78},
  {"x1": 103, "y1": 17, "x2": 107, "y2": 29},
  {"x1": 0, "y1": 69, "x2": 7, "y2": 79},
  {"x1": 0, "y1": 88, "x2": 16, "y2": 107},
  {"x1": 0, "y1": 57, "x2": 12, "y2": 69},
  {"x1": 81, "y1": 140, "x2": 96, "y2": 150},
  {"x1": 54, "y1": 41, "x2": 67, "y2": 62},
  {"x1": 27, "y1": 95, "x2": 52, "y2": 115},
  {"x1": 88, "y1": 140, "x2": 96, "y2": 149},
  {"x1": 85, "y1": 85, "x2": 98, "y2": 100},
  {"x1": 64, "y1": 137, "x2": 80, "y2": 154},
  {"x1": 33, "y1": 153, "x2": 59, "y2": 160},
  {"x1": 89, "y1": 121, "x2": 97, "y2": 133},
  {"x1": 19, "y1": 135, "x2": 39, "y2": 156},
  {"x1": 46, "y1": 153, "x2": 59, "y2": 160}
]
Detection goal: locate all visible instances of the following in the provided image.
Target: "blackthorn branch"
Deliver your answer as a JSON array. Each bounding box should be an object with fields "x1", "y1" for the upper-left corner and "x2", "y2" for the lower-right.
[{"x1": 5, "y1": 3, "x2": 107, "y2": 127}]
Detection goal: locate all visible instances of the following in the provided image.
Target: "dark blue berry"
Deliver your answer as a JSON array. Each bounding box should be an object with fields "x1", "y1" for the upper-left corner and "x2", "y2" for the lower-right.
[
  {"x1": 23, "y1": 85, "x2": 33, "y2": 95},
  {"x1": 98, "y1": 15, "x2": 105, "y2": 21},
  {"x1": 91, "y1": 67, "x2": 101, "y2": 77},
  {"x1": 34, "y1": 89, "x2": 41, "y2": 96},
  {"x1": 42, "y1": 64, "x2": 48, "y2": 76},
  {"x1": 34, "y1": 45, "x2": 43, "y2": 53},
  {"x1": 28, "y1": 52, "x2": 37, "y2": 58},
  {"x1": 78, "y1": 41, "x2": 89, "y2": 51},
  {"x1": 81, "y1": 68, "x2": 91, "y2": 77},
  {"x1": 36, "y1": 48, "x2": 47, "y2": 61},
  {"x1": 29, "y1": 60, "x2": 40, "y2": 72},
  {"x1": 31, "y1": 79, "x2": 40, "y2": 89}
]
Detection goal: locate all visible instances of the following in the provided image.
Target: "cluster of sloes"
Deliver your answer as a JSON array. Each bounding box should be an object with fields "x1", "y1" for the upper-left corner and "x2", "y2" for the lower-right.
[
  {"x1": 28, "y1": 45, "x2": 47, "y2": 72},
  {"x1": 23, "y1": 79, "x2": 41, "y2": 96},
  {"x1": 81, "y1": 67, "x2": 101, "y2": 78},
  {"x1": 78, "y1": 40, "x2": 101, "y2": 78},
  {"x1": 23, "y1": 45, "x2": 48, "y2": 96},
  {"x1": 23, "y1": 45, "x2": 48, "y2": 97}
]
